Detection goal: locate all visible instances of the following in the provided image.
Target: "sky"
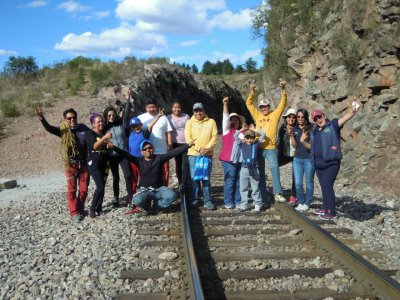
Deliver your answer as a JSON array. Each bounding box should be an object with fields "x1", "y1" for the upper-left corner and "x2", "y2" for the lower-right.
[{"x1": 0, "y1": 0, "x2": 265, "y2": 70}]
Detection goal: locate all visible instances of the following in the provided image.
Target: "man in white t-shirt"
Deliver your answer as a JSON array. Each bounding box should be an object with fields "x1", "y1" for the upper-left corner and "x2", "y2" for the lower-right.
[{"x1": 138, "y1": 100, "x2": 173, "y2": 185}]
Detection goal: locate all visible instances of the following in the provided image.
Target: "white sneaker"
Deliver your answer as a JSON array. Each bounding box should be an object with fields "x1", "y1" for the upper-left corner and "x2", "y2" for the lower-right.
[
  {"x1": 254, "y1": 204, "x2": 261, "y2": 212},
  {"x1": 275, "y1": 194, "x2": 286, "y2": 202},
  {"x1": 295, "y1": 204, "x2": 304, "y2": 211},
  {"x1": 301, "y1": 204, "x2": 310, "y2": 211}
]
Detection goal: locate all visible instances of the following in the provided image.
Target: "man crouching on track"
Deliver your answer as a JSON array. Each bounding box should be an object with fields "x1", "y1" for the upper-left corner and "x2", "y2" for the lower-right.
[{"x1": 106, "y1": 140, "x2": 195, "y2": 215}]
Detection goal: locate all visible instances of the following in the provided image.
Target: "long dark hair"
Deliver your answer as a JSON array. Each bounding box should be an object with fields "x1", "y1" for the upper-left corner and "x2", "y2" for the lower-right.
[
  {"x1": 297, "y1": 108, "x2": 312, "y2": 132},
  {"x1": 103, "y1": 106, "x2": 119, "y2": 124}
]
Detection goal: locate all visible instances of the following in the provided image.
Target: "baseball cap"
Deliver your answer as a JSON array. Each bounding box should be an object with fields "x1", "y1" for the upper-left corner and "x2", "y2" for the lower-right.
[
  {"x1": 244, "y1": 130, "x2": 255, "y2": 137},
  {"x1": 140, "y1": 140, "x2": 153, "y2": 150},
  {"x1": 129, "y1": 117, "x2": 142, "y2": 126},
  {"x1": 193, "y1": 103, "x2": 204, "y2": 111},
  {"x1": 283, "y1": 108, "x2": 296, "y2": 118},
  {"x1": 311, "y1": 109, "x2": 324, "y2": 120},
  {"x1": 229, "y1": 113, "x2": 245, "y2": 125},
  {"x1": 258, "y1": 98, "x2": 271, "y2": 107}
]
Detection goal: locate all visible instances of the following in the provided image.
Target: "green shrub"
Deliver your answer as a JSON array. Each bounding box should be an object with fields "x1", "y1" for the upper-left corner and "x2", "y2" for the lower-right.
[
  {"x1": 90, "y1": 64, "x2": 111, "y2": 92},
  {"x1": 0, "y1": 101, "x2": 20, "y2": 117}
]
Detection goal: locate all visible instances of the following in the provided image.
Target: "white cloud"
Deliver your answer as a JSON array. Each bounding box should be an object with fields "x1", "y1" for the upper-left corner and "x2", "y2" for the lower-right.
[
  {"x1": 27, "y1": 1, "x2": 48, "y2": 7},
  {"x1": 210, "y1": 39, "x2": 218, "y2": 44},
  {"x1": 57, "y1": 1, "x2": 90, "y2": 13},
  {"x1": 210, "y1": 9, "x2": 254, "y2": 29},
  {"x1": 0, "y1": 49, "x2": 17, "y2": 56},
  {"x1": 114, "y1": 0, "x2": 226, "y2": 34},
  {"x1": 54, "y1": 23, "x2": 167, "y2": 57},
  {"x1": 179, "y1": 40, "x2": 198, "y2": 47},
  {"x1": 93, "y1": 10, "x2": 110, "y2": 19}
]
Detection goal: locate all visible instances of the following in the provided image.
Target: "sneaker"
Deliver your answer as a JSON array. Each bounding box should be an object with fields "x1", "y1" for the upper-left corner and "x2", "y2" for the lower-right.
[
  {"x1": 319, "y1": 213, "x2": 335, "y2": 220},
  {"x1": 254, "y1": 204, "x2": 261, "y2": 213},
  {"x1": 295, "y1": 204, "x2": 304, "y2": 211},
  {"x1": 289, "y1": 196, "x2": 296, "y2": 204},
  {"x1": 205, "y1": 201, "x2": 215, "y2": 210},
  {"x1": 189, "y1": 200, "x2": 200, "y2": 209},
  {"x1": 126, "y1": 206, "x2": 141, "y2": 215},
  {"x1": 235, "y1": 204, "x2": 241, "y2": 209},
  {"x1": 224, "y1": 204, "x2": 234, "y2": 209},
  {"x1": 314, "y1": 209, "x2": 328, "y2": 215},
  {"x1": 296, "y1": 204, "x2": 310, "y2": 211},
  {"x1": 72, "y1": 215, "x2": 81, "y2": 223},
  {"x1": 275, "y1": 194, "x2": 286, "y2": 202}
]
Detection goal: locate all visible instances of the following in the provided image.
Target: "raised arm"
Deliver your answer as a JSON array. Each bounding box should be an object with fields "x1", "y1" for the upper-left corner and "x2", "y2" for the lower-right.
[
  {"x1": 274, "y1": 80, "x2": 287, "y2": 118},
  {"x1": 107, "y1": 142, "x2": 138, "y2": 164},
  {"x1": 147, "y1": 108, "x2": 164, "y2": 133},
  {"x1": 35, "y1": 106, "x2": 61, "y2": 137},
  {"x1": 338, "y1": 98, "x2": 362, "y2": 128},
  {"x1": 93, "y1": 132, "x2": 112, "y2": 150},
  {"x1": 222, "y1": 96, "x2": 230, "y2": 134},
  {"x1": 245, "y1": 84, "x2": 262, "y2": 121}
]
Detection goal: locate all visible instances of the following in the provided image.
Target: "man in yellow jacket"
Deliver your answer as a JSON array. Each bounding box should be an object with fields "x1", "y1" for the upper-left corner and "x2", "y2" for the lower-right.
[
  {"x1": 185, "y1": 102, "x2": 218, "y2": 209},
  {"x1": 245, "y1": 80, "x2": 287, "y2": 206}
]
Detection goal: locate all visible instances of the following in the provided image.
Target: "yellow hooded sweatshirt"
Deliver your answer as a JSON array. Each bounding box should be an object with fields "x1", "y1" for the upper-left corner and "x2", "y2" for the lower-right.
[
  {"x1": 185, "y1": 114, "x2": 218, "y2": 156},
  {"x1": 246, "y1": 90, "x2": 287, "y2": 150}
]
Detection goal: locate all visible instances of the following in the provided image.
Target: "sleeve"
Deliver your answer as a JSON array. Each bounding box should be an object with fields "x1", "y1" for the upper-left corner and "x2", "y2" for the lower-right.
[
  {"x1": 222, "y1": 112, "x2": 230, "y2": 135},
  {"x1": 245, "y1": 92, "x2": 262, "y2": 123},
  {"x1": 122, "y1": 101, "x2": 131, "y2": 129},
  {"x1": 184, "y1": 120, "x2": 195, "y2": 148},
  {"x1": 205, "y1": 120, "x2": 218, "y2": 150},
  {"x1": 85, "y1": 131, "x2": 95, "y2": 152},
  {"x1": 40, "y1": 118, "x2": 61, "y2": 137},
  {"x1": 112, "y1": 146, "x2": 138, "y2": 164},
  {"x1": 159, "y1": 144, "x2": 190, "y2": 163},
  {"x1": 272, "y1": 90, "x2": 287, "y2": 119},
  {"x1": 164, "y1": 116, "x2": 173, "y2": 132},
  {"x1": 233, "y1": 130, "x2": 243, "y2": 144},
  {"x1": 254, "y1": 129, "x2": 266, "y2": 143}
]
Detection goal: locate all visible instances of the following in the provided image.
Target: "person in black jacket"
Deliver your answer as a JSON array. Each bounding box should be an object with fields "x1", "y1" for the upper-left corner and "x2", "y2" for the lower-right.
[
  {"x1": 35, "y1": 106, "x2": 90, "y2": 223},
  {"x1": 107, "y1": 139, "x2": 194, "y2": 214}
]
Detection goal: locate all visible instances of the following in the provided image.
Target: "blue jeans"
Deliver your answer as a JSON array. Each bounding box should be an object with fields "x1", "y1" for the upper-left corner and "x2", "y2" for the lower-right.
[
  {"x1": 221, "y1": 161, "x2": 241, "y2": 207},
  {"x1": 188, "y1": 156, "x2": 212, "y2": 203},
  {"x1": 258, "y1": 149, "x2": 282, "y2": 204},
  {"x1": 293, "y1": 157, "x2": 315, "y2": 206},
  {"x1": 132, "y1": 186, "x2": 177, "y2": 210}
]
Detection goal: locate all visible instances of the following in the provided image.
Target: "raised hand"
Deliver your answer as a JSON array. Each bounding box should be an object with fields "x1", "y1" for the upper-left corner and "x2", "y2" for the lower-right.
[
  {"x1": 34, "y1": 105, "x2": 44, "y2": 120},
  {"x1": 222, "y1": 96, "x2": 229, "y2": 104},
  {"x1": 279, "y1": 79, "x2": 286, "y2": 90},
  {"x1": 250, "y1": 84, "x2": 257, "y2": 94}
]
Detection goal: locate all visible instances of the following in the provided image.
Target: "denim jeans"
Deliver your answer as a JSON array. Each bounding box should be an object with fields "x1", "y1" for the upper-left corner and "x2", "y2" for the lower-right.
[
  {"x1": 293, "y1": 157, "x2": 315, "y2": 206},
  {"x1": 315, "y1": 163, "x2": 340, "y2": 215},
  {"x1": 221, "y1": 161, "x2": 241, "y2": 207},
  {"x1": 132, "y1": 186, "x2": 177, "y2": 210},
  {"x1": 188, "y1": 156, "x2": 212, "y2": 203},
  {"x1": 258, "y1": 149, "x2": 282, "y2": 204},
  {"x1": 239, "y1": 167, "x2": 261, "y2": 210}
]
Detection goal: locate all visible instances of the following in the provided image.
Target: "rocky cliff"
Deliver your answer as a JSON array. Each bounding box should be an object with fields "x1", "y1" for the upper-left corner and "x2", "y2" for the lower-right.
[{"x1": 257, "y1": 0, "x2": 399, "y2": 196}]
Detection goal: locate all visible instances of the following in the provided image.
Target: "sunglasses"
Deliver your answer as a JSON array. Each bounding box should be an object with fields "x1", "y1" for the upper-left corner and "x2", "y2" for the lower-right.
[
  {"x1": 313, "y1": 115, "x2": 323, "y2": 121},
  {"x1": 297, "y1": 115, "x2": 304, "y2": 119},
  {"x1": 107, "y1": 114, "x2": 115, "y2": 118},
  {"x1": 141, "y1": 146, "x2": 153, "y2": 151},
  {"x1": 66, "y1": 116, "x2": 77, "y2": 121},
  {"x1": 259, "y1": 105, "x2": 270, "y2": 109}
]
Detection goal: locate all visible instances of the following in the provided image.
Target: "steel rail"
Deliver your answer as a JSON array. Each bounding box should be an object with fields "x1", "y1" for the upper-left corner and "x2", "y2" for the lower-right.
[
  {"x1": 275, "y1": 202, "x2": 400, "y2": 300},
  {"x1": 180, "y1": 191, "x2": 205, "y2": 300}
]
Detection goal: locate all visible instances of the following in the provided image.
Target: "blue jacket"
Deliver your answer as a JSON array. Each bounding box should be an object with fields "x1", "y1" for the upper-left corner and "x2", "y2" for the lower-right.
[{"x1": 310, "y1": 119, "x2": 342, "y2": 166}]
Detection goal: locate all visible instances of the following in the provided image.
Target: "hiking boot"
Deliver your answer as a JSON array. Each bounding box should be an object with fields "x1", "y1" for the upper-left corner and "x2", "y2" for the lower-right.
[
  {"x1": 72, "y1": 215, "x2": 81, "y2": 223},
  {"x1": 275, "y1": 194, "x2": 286, "y2": 202},
  {"x1": 289, "y1": 196, "x2": 296, "y2": 204},
  {"x1": 205, "y1": 201, "x2": 215, "y2": 210}
]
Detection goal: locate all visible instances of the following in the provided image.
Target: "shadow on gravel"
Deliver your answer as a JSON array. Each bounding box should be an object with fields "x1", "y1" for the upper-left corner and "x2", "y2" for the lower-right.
[{"x1": 335, "y1": 195, "x2": 392, "y2": 221}]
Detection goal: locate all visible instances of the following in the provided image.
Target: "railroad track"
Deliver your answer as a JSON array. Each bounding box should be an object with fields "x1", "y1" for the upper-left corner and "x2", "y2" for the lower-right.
[{"x1": 117, "y1": 170, "x2": 400, "y2": 300}]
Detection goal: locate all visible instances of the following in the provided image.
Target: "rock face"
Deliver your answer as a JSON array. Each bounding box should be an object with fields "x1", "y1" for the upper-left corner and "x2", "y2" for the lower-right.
[
  {"x1": 266, "y1": 0, "x2": 400, "y2": 196},
  {"x1": 97, "y1": 64, "x2": 252, "y2": 128}
]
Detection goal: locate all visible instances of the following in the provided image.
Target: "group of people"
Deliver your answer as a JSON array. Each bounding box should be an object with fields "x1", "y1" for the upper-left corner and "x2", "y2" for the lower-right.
[
  {"x1": 35, "y1": 79, "x2": 362, "y2": 223},
  {"x1": 217, "y1": 80, "x2": 362, "y2": 219}
]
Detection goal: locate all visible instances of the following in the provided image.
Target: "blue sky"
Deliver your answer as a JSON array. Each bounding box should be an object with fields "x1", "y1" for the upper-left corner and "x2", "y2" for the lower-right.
[{"x1": 0, "y1": 0, "x2": 265, "y2": 70}]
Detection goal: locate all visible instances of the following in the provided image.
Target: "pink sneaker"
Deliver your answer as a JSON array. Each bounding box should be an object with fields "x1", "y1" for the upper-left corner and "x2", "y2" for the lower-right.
[
  {"x1": 289, "y1": 196, "x2": 296, "y2": 204},
  {"x1": 314, "y1": 209, "x2": 327, "y2": 215}
]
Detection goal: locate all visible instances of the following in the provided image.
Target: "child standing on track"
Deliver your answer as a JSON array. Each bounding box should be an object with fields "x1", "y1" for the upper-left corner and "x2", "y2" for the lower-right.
[{"x1": 234, "y1": 124, "x2": 265, "y2": 213}]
